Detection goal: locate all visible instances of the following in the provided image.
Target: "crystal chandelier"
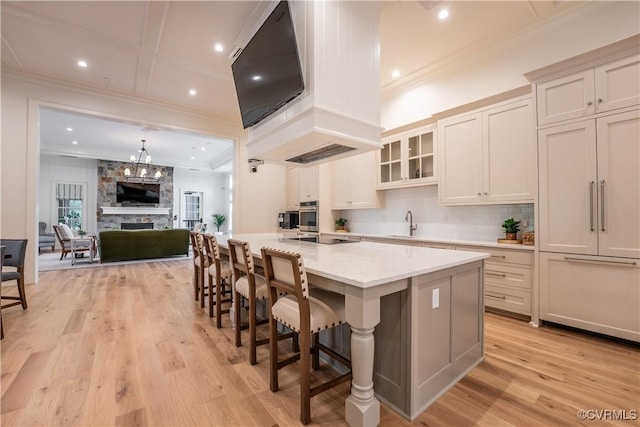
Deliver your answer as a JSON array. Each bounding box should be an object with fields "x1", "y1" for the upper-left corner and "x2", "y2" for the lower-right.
[{"x1": 124, "y1": 139, "x2": 162, "y2": 183}]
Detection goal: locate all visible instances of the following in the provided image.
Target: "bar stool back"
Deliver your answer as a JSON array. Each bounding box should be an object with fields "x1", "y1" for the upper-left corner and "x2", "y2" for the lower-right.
[
  {"x1": 189, "y1": 231, "x2": 207, "y2": 304},
  {"x1": 202, "y1": 233, "x2": 232, "y2": 326}
]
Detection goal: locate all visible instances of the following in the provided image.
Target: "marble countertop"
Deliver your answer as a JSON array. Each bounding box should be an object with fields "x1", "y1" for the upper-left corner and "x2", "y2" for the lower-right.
[
  {"x1": 217, "y1": 233, "x2": 488, "y2": 288},
  {"x1": 321, "y1": 231, "x2": 535, "y2": 251}
]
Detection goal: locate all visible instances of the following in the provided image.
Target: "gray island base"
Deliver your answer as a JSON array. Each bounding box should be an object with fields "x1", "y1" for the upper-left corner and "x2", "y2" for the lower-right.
[{"x1": 217, "y1": 233, "x2": 488, "y2": 425}]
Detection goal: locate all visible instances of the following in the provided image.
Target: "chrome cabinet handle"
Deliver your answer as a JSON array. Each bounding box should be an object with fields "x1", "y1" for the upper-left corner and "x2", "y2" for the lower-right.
[
  {"x1": 587, "y1": 101, "x2": 593, "y2": 106},
  {"x1": 485, "y1": 294, "x2": 506, "y2": 300},
  {"x1": 600, "y1": 180, "x2": 605, "y2": 231},
  {"x1": 589, "y1": 181, "x2": 595, "y2": 231},
  {"x1": 597, "y1": 98, "x2": 603, "y2": 103},
  {"x1": 489, "y1": 255, "x2": 506, "y2": 260}
]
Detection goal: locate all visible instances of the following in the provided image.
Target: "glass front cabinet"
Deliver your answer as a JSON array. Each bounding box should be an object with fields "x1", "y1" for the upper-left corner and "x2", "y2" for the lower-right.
[{"x1": 378, "y1": 125, "x2": 437, "y2": 189}]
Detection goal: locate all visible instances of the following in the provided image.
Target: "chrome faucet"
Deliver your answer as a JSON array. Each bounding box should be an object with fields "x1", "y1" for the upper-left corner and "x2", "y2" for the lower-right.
[{"x1": 405, "y1": 210, "x2": 417, "y2": 237}]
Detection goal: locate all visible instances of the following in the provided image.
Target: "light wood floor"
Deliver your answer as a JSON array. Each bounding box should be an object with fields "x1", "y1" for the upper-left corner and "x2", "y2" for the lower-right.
[{"x1": 1, "y1": 259, "x2": 638, "y2": 426}]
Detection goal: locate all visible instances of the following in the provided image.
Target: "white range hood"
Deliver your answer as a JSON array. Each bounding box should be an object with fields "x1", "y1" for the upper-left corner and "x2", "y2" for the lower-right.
[{"x1": 246, "y1": 1, "x2": 384, "y2": 166}]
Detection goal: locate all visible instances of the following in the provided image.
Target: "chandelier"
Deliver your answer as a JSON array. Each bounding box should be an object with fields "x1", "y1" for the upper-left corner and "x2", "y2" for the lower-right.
[{"x1": 124, "y1": 139, "x2": 162, "y2": 183}]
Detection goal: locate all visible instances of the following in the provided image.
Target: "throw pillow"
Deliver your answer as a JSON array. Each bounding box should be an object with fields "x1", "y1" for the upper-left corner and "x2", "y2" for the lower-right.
[{"x1": 58, "y1": 223, "x2": 74, "y2": 240}]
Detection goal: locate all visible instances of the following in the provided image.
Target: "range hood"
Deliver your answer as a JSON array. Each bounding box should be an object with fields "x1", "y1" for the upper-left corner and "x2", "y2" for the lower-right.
[{"x1": 245, "y1": 1, "x2": 384, "y2": 166}]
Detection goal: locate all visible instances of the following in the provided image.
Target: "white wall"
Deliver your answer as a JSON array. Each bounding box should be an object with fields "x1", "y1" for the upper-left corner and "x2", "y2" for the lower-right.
[
  {"x1": 172, "y1": 168, "x2": 228, "y2": 232},
  {"x1": 382, "y1": 1, "x2": 640, "y2": 129},
  {"x1": 334, "y1": 186, "x2": 533, "y2": 242},
  {"x1": 39, "y1": 154, "x2": 98, "y2": 236},
  {"x1": 1, "y1": 75, "x2": 287, "y2": 283}
]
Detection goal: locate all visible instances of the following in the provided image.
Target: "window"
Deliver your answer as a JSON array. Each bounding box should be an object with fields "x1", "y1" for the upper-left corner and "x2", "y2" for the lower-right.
[{"x1": 56, "y1": 183, "x2": 85, "y2": 231}]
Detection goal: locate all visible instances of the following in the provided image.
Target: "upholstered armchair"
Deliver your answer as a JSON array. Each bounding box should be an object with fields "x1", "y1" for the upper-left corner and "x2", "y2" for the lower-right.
[
  {"x1": 52, "y1": 224, "x2": 92, "y2": 260},
  {"x1": 38, "y1": 222, "x2": 56, "y2": 253}
]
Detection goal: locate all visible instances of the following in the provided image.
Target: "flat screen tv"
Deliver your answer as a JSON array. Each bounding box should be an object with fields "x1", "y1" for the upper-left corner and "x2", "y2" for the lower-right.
[
  {"x1": 116, "y1": 182, "x2": 160, "y2": 205},
  {"x1": 232, "y1": 1, "x2": 304, "y2": 129}
]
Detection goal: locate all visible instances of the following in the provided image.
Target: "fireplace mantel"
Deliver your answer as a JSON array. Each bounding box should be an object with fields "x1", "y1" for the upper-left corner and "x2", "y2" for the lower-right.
[{"x1": 101, "y1": 206, "x2": 170, "y2": 215}]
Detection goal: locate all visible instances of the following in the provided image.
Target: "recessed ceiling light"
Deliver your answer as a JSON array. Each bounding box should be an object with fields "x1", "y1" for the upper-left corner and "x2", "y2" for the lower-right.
[
  {"x1": 252, "y1": 75, "x2": 262, "y2": 81},
  {"x1": 214, "y1": 43, "x2": 224, "y2": 53},
  {"x1": 66, "y1": 127, "x2": 73, "y2": 132},
  {"x1": 392, "y1": 70, "x2": 400, "y2": 78},
  {"x1": 189, "y1": 89, "x2": 197, "y2": 96},
  {"x1": 438, "y1": 9, "x2": 449, "y2": 20},
  {"x1": 72, "y1": 140, "x2": 78, "y2": 145},
  {"x1": 201, "y1": 147, "x2": 206, "y2": 151},
  {"x1": 190, "y1": 156, "x2": 195, "y2": 160},
  {"x1": 77, "y1": 60, "x2": 88, "y2": 68}
]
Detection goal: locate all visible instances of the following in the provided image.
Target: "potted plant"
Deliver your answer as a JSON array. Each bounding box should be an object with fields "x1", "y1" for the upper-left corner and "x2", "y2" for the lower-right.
[
  {"x1": 212, "y1": 213, "x2": 226, "y2": 233},
  {"x1": 77, "y1": 229, "x2": 87, "y2": 236},
  {"x1": 501, "y1": 218, "x2": 521, "y2": 240},
  {"x1": 335, "y1": 217, "x2": 348, "y2": 232}
]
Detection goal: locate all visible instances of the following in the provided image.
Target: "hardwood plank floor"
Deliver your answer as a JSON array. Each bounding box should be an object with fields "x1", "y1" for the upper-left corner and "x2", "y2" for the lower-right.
[{"x1": 2, "y1": 259, "x2": 638, "y2": 426}]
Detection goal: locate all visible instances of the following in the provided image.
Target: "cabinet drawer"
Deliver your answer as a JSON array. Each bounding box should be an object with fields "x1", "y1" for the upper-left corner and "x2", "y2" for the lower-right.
[
  {"x1": 484, "y1": 265, "x2": 532, "y2": 290},
  {"x1": 484, "y1": 285, "x2": 532, "y2": 316},
  {"x1": 457, "y1": 245, "x2": 533, "y2": 266}
]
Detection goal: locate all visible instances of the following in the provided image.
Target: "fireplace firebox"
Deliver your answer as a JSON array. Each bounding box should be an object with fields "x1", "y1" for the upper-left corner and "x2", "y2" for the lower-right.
[{"x1": 121, "y1": 223, "x2": 154, "y2": 230}]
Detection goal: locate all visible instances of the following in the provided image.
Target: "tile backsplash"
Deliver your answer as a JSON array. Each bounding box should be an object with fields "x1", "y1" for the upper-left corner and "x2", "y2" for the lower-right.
[{"x1": 333, "y1": 185, "x2": 534, "y2": 242}]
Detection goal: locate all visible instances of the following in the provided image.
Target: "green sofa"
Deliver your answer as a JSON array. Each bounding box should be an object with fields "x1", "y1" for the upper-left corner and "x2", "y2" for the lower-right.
[{"x1": 99, "y1": 229, "x2": 190, "y2": 262}]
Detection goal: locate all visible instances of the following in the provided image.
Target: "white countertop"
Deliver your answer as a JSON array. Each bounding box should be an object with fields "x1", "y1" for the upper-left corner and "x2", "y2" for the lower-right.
[
  {"x1": 217, "y1": 233, "x2": 488, "y2": 288},
  {"x1": 321, "y1": 231, "x2": 535, "y2": 251}
]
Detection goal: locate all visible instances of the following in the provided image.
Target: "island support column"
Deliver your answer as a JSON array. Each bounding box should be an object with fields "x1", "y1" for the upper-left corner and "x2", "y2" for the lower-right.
[{"x1": 345, "y1": 293, "x2": 381, "y2": 427}]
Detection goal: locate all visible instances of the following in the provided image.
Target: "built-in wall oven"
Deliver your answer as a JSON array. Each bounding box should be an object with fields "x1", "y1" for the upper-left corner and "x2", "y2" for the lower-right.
[{"x1": 298, "y1": 201, "x2": 318, "y2": 232}]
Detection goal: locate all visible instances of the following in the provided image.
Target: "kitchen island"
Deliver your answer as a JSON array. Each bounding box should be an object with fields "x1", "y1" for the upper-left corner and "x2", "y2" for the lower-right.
[{"x1": 217, "y1": 233, "x2": 488, "y2": 426}]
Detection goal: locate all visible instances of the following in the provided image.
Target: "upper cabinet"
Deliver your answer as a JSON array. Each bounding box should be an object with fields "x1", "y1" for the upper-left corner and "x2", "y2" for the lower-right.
[
  {"x1": 285, "y1": 165, "x2": 319, "y2": 211},
  {"x1": 536, "y1": 54, "x2": 640, "y2": 126},
  {"x1": 330, "y1": 151, "x2": 383, "y2": 209},
  {"x1": 438, "y1": 97, "x2": 535, "y2": 205},
  {"x1": 378, "y1": 125, "x2": 437, "y2": 189}
]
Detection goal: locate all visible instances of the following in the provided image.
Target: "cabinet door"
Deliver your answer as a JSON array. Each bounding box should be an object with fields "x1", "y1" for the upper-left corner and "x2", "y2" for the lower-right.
[
  {"x1": 298, "y1": 166, "x2": 319, "y2": 202},
  {"x1": 406, "y1": 128, "x2": 436, "y2": 185},
  {"x1": 536, "y1": 69, "x2": 595, "y2": 125},
  {"x1": 538, "y1": 121, "x2": 598, "y2": 255},
  {"x1": 483, "y1": 99, "x2": 535, "y2": 203},
  {"x1": 379, "y1": 136, "x2": 403, "y2": 187},
  {"x1": 286, "y1": 167, "x2": 300, "y2": 211},
  {"x1": 438, "y1": 113, "x2": 483, "y2": 205},
  {"x1": 330, "y1": 157, "x2": 351, "y2": 209},
  {"x1": 539, "y1": 252, "x2": 640, "y2": 342},
  {"x1": 349, "y1": 151, "x2": 379, "y2": 208},
  {"x1": 595, "y1": 54, "x2": 640, "y2": 113},
  {"x1": 596, "y1": 110, "x2": 640, "y2": 258}
]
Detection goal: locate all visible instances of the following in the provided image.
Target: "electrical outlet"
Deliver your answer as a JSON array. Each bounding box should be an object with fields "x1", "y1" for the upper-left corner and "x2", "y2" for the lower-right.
[
  {"x1": 432, "y1": 288, "x2": 439, "y2": 309},
  {"x1": 521, "y1": 215, "x2": 529, "y2": 229}
]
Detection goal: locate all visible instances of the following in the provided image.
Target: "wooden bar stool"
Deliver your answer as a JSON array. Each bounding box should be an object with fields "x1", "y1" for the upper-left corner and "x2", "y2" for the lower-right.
[
  {"x1": 202, "y1": 233, "x2": 232, "y2": 327},
  {"x1": 228, "y1": 239, "x2": 271, "y2": 365},
  {"x1": 189, "y1": 231, "x2": 207, "y2": 304},
  {"x1": 261, "y1": 247, "x2": 352, "y2": 425}
]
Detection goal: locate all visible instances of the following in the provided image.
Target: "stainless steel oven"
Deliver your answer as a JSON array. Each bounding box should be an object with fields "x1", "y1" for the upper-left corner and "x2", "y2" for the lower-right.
[{"x1": 298, "y1": 201, "x2": 318, "y2": 232}]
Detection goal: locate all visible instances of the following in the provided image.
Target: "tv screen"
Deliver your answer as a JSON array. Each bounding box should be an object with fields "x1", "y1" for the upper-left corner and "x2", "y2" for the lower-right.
[
  {"x1": 116, "y1": 182, "x2": 160, "y2": 205},
  {"x1": 232, "y1": 1, "x2": 304, "y2": 129}
]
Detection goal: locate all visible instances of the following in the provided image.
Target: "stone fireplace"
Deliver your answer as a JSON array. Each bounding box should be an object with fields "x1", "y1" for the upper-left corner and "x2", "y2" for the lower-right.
[{"x1": 97, "y1": 160, "x2": 174, "y2": 231}]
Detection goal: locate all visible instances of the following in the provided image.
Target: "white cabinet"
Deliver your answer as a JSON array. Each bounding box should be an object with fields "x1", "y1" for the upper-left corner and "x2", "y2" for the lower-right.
[
  {"x1": 538, "y1": 110, "x2": 640, "y2": 258},
  {"x1": 378, "y1": 125, "x2": 436, "y2": 189},
  {"x1": 330, "y1": 151, "x2": 383, "y2": 209},
  {"x1": 438, "y1": 97, "x2": 535, "y2": 205},
  {"x1": 456, "y1": 245, "x2": 533, "y2": 317},
  {"x1": 286, "y1": 165, "x2": 320, "y2": 210},
  {"x1": 536, "y1": 54, "x2": 640, "y2": 125},
  {"x1": 285, "y1": 167, "x2": 300, "y2": 211},
  {"x1": 540, "y1": 252, "x2": 639, "y2": 342}
]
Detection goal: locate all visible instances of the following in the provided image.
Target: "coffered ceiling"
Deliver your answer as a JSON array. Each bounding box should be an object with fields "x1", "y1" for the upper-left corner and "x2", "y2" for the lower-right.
[{"x1": 1, "y1": 0, "x2": 585, "y2": 170}]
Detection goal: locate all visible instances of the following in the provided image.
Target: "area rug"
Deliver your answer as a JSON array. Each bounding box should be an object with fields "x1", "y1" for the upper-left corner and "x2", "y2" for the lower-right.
[{"x1": 37, "y1": 250, "x2": 190, "y2": 271}]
